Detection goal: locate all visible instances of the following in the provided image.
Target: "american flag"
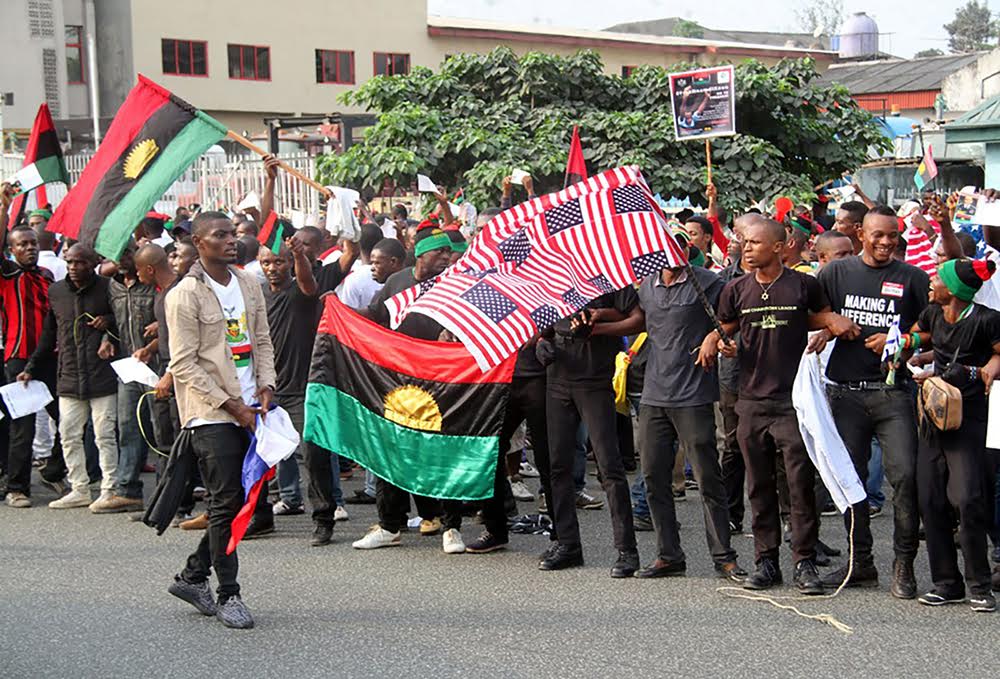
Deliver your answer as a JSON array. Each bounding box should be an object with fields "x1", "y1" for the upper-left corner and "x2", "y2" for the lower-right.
[{"x1": 385, "y1": 166, "x2": 687, "y2": 370}]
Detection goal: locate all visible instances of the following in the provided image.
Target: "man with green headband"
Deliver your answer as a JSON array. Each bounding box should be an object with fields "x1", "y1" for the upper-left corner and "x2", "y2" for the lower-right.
[
  {"x1": 910, "y1": 256, "x2": 1000, "y2": 612},
  {"x1": 356, "y1": 226, "x2": 464, "y2": 553},
  {"x1": 28, "y1": 208, "x2": 52, "y2": 230}
]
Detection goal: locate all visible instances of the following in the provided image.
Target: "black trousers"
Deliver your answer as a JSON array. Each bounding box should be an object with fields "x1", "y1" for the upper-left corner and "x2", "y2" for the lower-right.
[
  {"x1": 718, "y1": 387, "x2": 745, "y2": 528},
  {"x1": 918, "y1": 416, "x2": 994, "y2": 596},
  {"x1": 639, "y1": 403, "x2": 736, "y2": 565},
  {"x1": 181, "y1": 424, "x2": 248, "y2": 598},
  {"x1": 547, "y1": 381, "x2": 635, "y2": 552},
  {"x1": 736, "y1": 398, "x2": 818, "y2": 564},
  {"x1": 483, "y1": 375, "x2": 554, "y2": 541},
  {"x1": 375, "y1": 478, "x2": 462, "y2": 534},
  {"x1": 151, "y1": 370, "x2": 197, "y2": 515},
  {"x1": 282, "y1": 395, "x2": 336, "y2": 529},
  {"x1": 828, "y1": 386, "x2": 920, "y2": 562},
  {"x1": 2, "y1": 358, "x2": 65, "y2": 495}
]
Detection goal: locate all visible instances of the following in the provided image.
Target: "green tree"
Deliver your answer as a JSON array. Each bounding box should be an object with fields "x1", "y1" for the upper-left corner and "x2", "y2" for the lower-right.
[
  {"x1": 944, "y1": 0, "x2": 998, "y2": 53},
  {"x1": 914, "y1": 48, "x2": 945, "y2": 58},
  {"x1": 317, "y1": 48, "x2": 889, "y2": 213},
  {"x1": 672, "y1": 19, "x2": 705, "y2": 39},
  {"x1": 795, "y1": 0, "x2": 844, "y2": 36}
]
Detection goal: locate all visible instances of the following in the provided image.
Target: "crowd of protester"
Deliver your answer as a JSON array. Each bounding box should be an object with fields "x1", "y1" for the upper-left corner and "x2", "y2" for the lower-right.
[{"x1": 2, "y1": 159, "x2": 1000, "y2": 630}]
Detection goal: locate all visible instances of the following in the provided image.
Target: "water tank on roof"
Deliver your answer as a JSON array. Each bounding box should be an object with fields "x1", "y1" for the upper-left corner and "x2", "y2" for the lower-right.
[{"x1": 838, "y1": 12, "x2": 879, "y2": 58}]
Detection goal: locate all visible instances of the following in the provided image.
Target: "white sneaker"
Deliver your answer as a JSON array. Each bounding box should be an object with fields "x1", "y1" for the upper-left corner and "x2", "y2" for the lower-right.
[
  {"x1": 352, "y1": 527, "x2": 401, "y2": 549},
  {"x1": 88, "y1": 491, "x2": 113, "y2": 512},
  {"x1": 519, "y1": 461, "x2": 540, "y2": 478},
  {"x1": 442, "y1": 528, "x2": 466, "y2": 554},
  {"x1": 334, "y1": 506, "x2": 349, "y2": 521},
  {"x1": 49, "y1": 489, "x2": 93, "y2": 509},
  {"x1": 510, "y1": 480, "x2": 535, "y2": 501}
]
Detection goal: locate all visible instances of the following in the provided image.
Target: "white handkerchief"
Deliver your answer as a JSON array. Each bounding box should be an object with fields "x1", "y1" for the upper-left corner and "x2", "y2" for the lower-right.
[
  {"x1": 0, "y1": 380, "x2": 54, "y2": 420},
  {"x1": 236, "y1": 191, "x2": 260, "y2": 211},
  {"x1": 111, "y1": 357, "x2": 160, "y2": 388},
  {"x1": 417, "y1": 174, "x2": 439, "y2": 193},
  {"x1": 511, "y1": 168, "x2": 530, "y2": 185},
  {"x1": 255, "y1": 407, "x2": 300, "y2": 466}
]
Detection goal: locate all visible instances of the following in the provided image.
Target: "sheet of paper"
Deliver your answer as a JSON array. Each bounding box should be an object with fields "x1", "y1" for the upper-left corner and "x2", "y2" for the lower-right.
[
  {"x1": 988, "y1": 388, "x2": 1000, "y2": 449},
  {"x1": 290, "y1": 209, "x2": 306, "y2": 229},
  {"x1": 417, "y1": 174, "x2": 439, "y2": 193},
  {"x1": 0, "y1": 380, "x2": 54, "y2": 420},
  {"x1": 236, "y1": 191, "x2": 260, "y2": 211},
  {"x1": 111, "y1": 357, "x2": 160, "y2": 388},
  {"x1": 511, "y1": 168, "x2": 530, "y2": 185},
  {"x1": 382, "y1": 218, "x2": 398, "y2": 238},
  {"x1": 974, "y1": 196, "x2": 1000, "y2": 227}
]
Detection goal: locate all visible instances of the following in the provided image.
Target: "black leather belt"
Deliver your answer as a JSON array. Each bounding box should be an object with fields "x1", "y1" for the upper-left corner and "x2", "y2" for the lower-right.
[{"x1": 827, "y1": 381, "x2": 899, "y2": 391}]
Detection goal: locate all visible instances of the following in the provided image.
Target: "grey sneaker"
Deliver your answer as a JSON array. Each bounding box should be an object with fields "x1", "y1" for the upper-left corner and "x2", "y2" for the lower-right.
[
  {"x1": 168, "y1": 575, "x2": 217, "y2": 616},
  {"x1": 216, "y1": 594, "x2": 255, "y2": 629}
]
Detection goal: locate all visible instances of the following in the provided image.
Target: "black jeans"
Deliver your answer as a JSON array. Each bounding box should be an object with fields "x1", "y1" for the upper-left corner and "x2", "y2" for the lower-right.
[
  {"x1": 375, "y1": 478, "x2": 461, "y2": 534},
  {"x1": 181, "y1": 424, "x2": 249, "y2": 598},
  {"x1": 283, "y1": 395, "x2": 337, "y2": 529},
  {"x1": 736, "y1": 398, "x2": 818, "y2": 564},
  {"x1": 639, "y1": 403, "x2": 736, "y2": 565},
  {"x1": 718, "y1": 387, "x2": 745, "y2": 528},
  {"x1": 2, "y1": 358, "x2": 65, "y2": 495},
  {"x1": 547, "y1": 381, "x2": 636, "y2": 552},
  {"x1": 828, "y1": 385, "x2": 920, "y2": 563},
  {"x1": 483, "y1": 375, "x2": 554, "y2": 542},
  {"x1": 918, "y1": 416, "x2": 994, "y2": 596}
]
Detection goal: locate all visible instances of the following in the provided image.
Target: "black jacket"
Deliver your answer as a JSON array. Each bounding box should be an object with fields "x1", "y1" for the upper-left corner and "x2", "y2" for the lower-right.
[
  {"x1": 27, "y1": 275, "x2": 119, "y2": 399},
  {"x1": 142, "y1": 429, "x2": 195, "y2": 535}
]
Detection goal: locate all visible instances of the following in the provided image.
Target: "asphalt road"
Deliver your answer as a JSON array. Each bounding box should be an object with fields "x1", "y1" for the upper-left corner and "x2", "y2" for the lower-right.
[{"x1": 3, "y1": 467, "x2": 998, "y2": 679}]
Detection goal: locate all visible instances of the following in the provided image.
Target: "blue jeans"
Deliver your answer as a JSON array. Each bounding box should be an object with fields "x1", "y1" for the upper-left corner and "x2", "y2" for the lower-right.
[
  {"x1": 115, "y1": 380, "x2": 150, "y2": 499},
  {"x1": 631, "y1": 474, "x2": 649, "y2": 518},
  {"x1": 276, "y1": 454, "x2": 303, "y2": 507},
  {"x1": 364, "y1": 469, "x2": 376, "y2": 498},
  {"x1": 867, "y1": 437, "x2": 885, "y2": 510}
]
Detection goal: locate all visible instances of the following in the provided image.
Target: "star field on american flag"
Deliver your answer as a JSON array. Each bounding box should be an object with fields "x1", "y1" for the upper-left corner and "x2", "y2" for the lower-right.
[{"x1": 384, "y1": 166, "x2": 687, "y2": 370}]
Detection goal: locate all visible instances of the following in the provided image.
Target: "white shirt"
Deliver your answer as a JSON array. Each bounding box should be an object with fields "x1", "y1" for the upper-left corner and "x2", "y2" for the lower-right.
[
  {"x1": 975, "y1": 246, "x2": 1000, "y2": 312},
  {"x1": 337, "y1": 263, "x2": 383, "y2": 309},
  {"x1": 37, "y1": 251, "x2": 66, "y2": 281},
  {"x1": 187, "y1": 273, "x2": 256, "y2": 427},
  {"x1": 153, "y1": 232, "x2": 174, "y2": 248},
  {"x1": 243, "y1": 259, "x2": 266, "y2": 283}
]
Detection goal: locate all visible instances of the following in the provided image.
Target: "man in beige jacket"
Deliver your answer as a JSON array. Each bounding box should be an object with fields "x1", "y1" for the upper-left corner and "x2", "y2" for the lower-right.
[{"x1": 164, "y1": 211, "x2": 276, "y2": 630}]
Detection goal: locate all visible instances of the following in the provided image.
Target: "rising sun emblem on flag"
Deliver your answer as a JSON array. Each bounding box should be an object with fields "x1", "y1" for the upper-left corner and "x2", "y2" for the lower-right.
[
  {"x1": 122, "y1": 139, "x2": 159, "y2": 180},
  {"x1": 383, "y1": 385, "x2": 442, "y2": 432}
]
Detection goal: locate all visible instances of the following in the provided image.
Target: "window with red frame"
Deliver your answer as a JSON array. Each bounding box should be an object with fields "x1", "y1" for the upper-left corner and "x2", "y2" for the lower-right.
[
  {"x1": 66, "y1": 25, "x2": 84, "y2": 83},
  {"x1": 621, "y1": 65, "x2": 637, "y2": 78},
  {"x1": 161, "y1": 38, "x2": 208, "y2": 76},
  {"x1": 373, "y1": 52, "x2": 410, "y2": 76},
  {"x1": 315, "y1": 49, "x2": 354, "y2": 84},
  {"x1": 228, "y1": 44, "x2": 270, "y2": 81}
]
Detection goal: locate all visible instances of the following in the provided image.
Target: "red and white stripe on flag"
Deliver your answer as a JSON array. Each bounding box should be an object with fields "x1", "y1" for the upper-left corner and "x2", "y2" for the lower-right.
[{"x1": 385, "y1": 166, "x2": 687, "y2": 370}]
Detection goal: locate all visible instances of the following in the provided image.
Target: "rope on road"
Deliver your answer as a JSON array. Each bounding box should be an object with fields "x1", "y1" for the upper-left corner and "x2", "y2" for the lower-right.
[{"x1": 716, "y1": 506, "x2": 856, "y2": 635}]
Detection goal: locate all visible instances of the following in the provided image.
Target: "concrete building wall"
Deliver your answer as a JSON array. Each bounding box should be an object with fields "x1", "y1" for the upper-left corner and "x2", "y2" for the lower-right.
[
  {"x1": 95, "y1": 0, "x2": 135, "y2": 119},
  {"x1": 942, "y1": 48, "x2": 1000, "y2": 115}
]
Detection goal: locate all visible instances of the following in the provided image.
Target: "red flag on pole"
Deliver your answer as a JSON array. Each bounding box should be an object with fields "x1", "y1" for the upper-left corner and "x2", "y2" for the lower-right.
[
  {"x1": 564, "y1": 126, "x2": 588, "y2": 188},
  {"x1": 7, "y1": 103, "x2": 69, "y2": 225}
]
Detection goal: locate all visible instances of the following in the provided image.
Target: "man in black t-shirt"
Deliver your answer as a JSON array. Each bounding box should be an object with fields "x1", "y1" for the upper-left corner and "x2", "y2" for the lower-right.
[
  {"x1": 815, "y1": 205, "x2": 929, "y2": 597},
  {"x1": 699, "y1": 218, "x2": 860, "y2": 594},
  {"x1": 537, "y1": 287, "x2": 642, "y2": 577},
  {"x1": 911, "y1": 257, "x2": 1000, "y2": 611}
]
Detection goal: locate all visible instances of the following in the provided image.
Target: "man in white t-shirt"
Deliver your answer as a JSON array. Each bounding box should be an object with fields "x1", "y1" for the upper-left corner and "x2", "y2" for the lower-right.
[
  {"x1": 164, "y1": 211, "x2": 276, "y2": 630},
  {"x1": 336, "y1": 223, "x2": 386, "y2": 309}
]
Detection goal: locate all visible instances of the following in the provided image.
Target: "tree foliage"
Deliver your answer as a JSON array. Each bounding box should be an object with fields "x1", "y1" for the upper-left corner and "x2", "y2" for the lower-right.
[
  {"x1": 317, "y1": 48, "x2": 889, "y2": 213},
  {"x1": 944, "y1": 0, "x2": 998, "y2": 53},
  {"x1": 672, "y1": 19, "x2": 705, "y2": 39},
  {"x1": 914, "y1": 48, "x2": 945, "y2": 58},
  {"x1": 794, "y1": 0, "x2": 844, "y2": 36}
]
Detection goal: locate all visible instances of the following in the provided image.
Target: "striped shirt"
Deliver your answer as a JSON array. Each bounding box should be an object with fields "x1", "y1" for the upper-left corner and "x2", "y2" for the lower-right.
[{"x1": 0, "y1": 259, "x2": 52, "y2": 361}]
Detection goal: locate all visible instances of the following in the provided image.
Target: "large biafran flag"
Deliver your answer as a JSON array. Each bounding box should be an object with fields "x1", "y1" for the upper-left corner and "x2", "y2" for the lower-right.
[
  {"x1": 47, "y1": 75, "x2": 227, "y2": 260},
  {"x1": 304, "y1": 296, "x2": 515, "y2": 501}
]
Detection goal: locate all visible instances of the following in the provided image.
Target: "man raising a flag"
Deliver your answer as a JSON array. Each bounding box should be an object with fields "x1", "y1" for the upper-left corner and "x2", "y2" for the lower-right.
[{"x1": 164, "y1": 211, "x2": 276, "y2": 630}]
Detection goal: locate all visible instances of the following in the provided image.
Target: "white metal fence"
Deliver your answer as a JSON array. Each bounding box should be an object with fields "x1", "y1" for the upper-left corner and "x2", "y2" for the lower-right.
[{"x1": 1, "y1": 150, "x2": 323, "y2": 218}]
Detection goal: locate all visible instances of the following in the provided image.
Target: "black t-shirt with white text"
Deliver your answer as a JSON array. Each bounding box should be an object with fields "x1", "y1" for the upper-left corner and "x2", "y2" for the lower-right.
[
  {"x1": 818, "y1": 256, "x2": 929, "y2": 383},
  {"x1": 717, "y1": 268, "x2": 828, "y2": 400}
]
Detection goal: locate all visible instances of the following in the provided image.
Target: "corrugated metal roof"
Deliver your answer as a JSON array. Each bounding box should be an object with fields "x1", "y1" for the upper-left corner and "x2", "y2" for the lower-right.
[
  {"x1": 819, "y1": 53, "x2": 982, "y2": 94},
  {"x1": 949, "y1": 94, "x2": 1000, "y2": 129}
]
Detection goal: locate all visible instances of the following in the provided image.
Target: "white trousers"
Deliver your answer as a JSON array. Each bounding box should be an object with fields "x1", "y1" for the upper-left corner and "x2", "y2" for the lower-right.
[{"x1": 58, "y1": 394, "x2": 119, "y2": 494}]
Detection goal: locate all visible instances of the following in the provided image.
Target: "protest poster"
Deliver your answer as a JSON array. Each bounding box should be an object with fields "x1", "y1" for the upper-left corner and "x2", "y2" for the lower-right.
[{"x1": 668, "y1": 65, "x2": 736, "y2": 141}]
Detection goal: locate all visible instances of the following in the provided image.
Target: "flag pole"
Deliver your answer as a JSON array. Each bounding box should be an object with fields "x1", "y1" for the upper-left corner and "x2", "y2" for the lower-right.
[
  {"x1": 226, "y1": 130, "x2": 332, "y2": 199},
  {"x1": 705, "y1": 138, "x2": 713, "y2": 184}
]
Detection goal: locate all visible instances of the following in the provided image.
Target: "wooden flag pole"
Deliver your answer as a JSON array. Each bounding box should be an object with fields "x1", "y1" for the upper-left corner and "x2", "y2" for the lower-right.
[
  {"x1": 226, "y1": 130, "x2": 332, "y2": 199},
  {"x1": 705, "y1": 138, "x2": 713, "y2": 184}
]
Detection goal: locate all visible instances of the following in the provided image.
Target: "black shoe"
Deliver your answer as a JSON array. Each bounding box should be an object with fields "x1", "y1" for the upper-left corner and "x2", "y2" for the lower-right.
[
  {"x1": 969, "y1": 592, "x2": 997, "y2": 613},
  {"x1": 714, "y1": 561, "x2": 748, "y2": 583},
  {"x1": 610, "y1": 550, "x2": 639, "y2": 578},
  {"x1": 794, "y1": 559, "x2": 825, "y2": 596},
  {"x1": 310, "y1": 524, "x2": 334, "y2": 547},
  {"x1": 918, "y1": 589, "x2": 965, "y2": 606},
  {"x1": 216, "y1": 594, "x2": 255, "y2": 629},
  {"x1": 744, "y1": 558, "x2": 782, "y2": 590},
  {"x1": 890, "y1": 558, "x2": 917, "y2": 599},
  {"x1": 168, "y1": 575, "x2": 217, "y2": 616},
  {"x1": 993, "y1": 565, "x2": 1000, "y2": 593},
  {"x1": 821, "y1": 559, "x2": 878, "y2": 589},
  {"x1": 672, "y1": 489, "x2": 686, "y2": 502},
  {"x1": 243, "y1": 519, "x2": 275, "y2": 540},
  {"x1": 538, "y1": 541, "x2": 560, "y2": 563},
  {"x1": 815, "y1": 551, "x2": 831, "y2": 568},
  {"x1": 633, "y1": 515, "x2": 654, "y2": 531},
  {"x1": 816, "y1": 539, "x2": 841, "y2": 557},
  {"x1": 345, "y1": 490, "x2": 376, "y2": 505},
  {"x1": 820, "y1": 501, "x2": 839, "y2": 516},
  {"x1": 466, "y1": 530, "x2": 509, "y2": 553},
  {"x1": 728, "y1": 520, "x2": 743, "y2": 536},
  {"x1": 538, "y1": 544, "x2": 584, "y2": 571},
  {"x1": 635, "y1": 559, "x2": 686, "y2": 578}
]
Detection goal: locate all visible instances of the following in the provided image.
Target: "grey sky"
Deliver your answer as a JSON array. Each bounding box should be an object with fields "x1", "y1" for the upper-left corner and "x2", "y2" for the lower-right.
[{"x1": 429, "y1": 0, "x2": 976, "y2": 58}]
